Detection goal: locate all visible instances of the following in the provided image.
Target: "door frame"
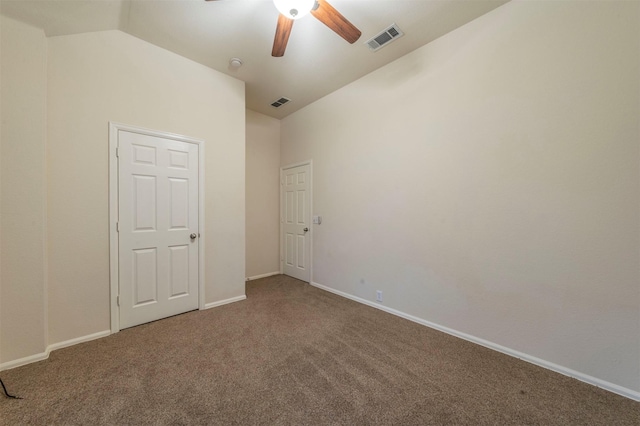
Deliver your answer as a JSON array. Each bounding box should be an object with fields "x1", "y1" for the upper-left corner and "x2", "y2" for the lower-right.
[
  {"x1": 108, "y1": 122, "x2": 206, "y2": 333},
  {"x1": 280, "y1": 160, "x2": 313, "y2": 282}
]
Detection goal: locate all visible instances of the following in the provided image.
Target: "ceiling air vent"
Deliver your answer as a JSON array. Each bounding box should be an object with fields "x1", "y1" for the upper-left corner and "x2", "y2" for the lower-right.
[
  {"x1": 365, "y1": 23, "x2": 404, "y2": 52},
  {"x1": 270, "y1": 97, "x2": 291, "y2": 108}
]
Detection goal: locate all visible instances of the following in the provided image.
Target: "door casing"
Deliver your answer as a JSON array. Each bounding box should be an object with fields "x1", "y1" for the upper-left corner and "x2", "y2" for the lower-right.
[
  {"x1": 280, "y1": 160, "x2": 313, "y2": 282},
  {"x1": 109, "y1": 122, "x2": 206, "y2": 333}
]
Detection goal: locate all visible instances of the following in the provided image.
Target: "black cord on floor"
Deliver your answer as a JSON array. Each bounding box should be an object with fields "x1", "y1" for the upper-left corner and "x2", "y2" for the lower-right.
[{"x1": 0, "y1": 377, "x2": 22, "y2": 399}]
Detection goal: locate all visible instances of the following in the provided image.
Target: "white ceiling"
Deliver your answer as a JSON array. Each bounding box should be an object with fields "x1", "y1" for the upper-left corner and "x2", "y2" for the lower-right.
[{"x1": 1, "y1": 0, "x2": 508, "y2": 119}]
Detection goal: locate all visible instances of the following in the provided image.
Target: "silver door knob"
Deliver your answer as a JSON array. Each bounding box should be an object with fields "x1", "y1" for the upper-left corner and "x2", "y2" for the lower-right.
[
  {"x1": 190, "y1": 233, "x2": 197, "y2": 240},
  {"x1": 303, "y1": 228, "x2": 309, "y2": 232}
]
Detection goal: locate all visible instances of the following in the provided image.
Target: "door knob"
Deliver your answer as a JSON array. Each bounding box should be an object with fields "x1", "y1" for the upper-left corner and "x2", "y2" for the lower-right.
[
  {"x1": 303, "y1": 228, "x2": 309, "y2": 232},
  {"x1": 190, "y1": 233, "x2": 197, "y2": 240}
]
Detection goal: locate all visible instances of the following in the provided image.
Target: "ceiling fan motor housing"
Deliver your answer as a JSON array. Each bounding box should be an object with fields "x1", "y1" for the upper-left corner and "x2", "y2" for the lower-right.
[
  {"x1": 274, "y1": 0, "x2": 316, "y2": 20},
  {"x1": 271, "y1": 0, "x2": 362, "y2": 57}
]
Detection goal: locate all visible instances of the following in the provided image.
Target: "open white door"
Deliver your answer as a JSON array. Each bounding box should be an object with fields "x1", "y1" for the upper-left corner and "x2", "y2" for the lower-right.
[
  {"x1": 281, "y1": 163, "x2": 311, "y2": 282},
  {"x1": 117, "y1": 129, "x2": 200, "y2": 329}
]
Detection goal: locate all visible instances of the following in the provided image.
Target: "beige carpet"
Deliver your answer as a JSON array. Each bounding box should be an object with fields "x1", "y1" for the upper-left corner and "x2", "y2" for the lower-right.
[{"x1": 1, "y1": 275, "x2": 638, "y2": 425}]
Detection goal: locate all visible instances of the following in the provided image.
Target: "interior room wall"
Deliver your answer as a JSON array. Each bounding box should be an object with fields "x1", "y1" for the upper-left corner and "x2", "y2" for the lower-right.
[
  {"x1": 245, "y1": 109, "x2": 281, "y2": 279},
  {"x1": 46, "y1": 31, "x2": 246, "y2": 345},
  {"x1": 280, "y1": 0, "x2": 639, "y2": 395},
  {"x1": 0, "y1": 16, "x2": 48, "y2": 364}
]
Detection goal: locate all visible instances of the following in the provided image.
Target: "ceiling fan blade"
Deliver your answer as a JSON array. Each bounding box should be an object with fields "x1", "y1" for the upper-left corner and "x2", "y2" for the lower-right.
[
  {"x1": 311, "y1": 0, "x2": 361, "y2": 44},
  {"x1": 272, "y1": 14, "x2": 294, "y2": 57}
]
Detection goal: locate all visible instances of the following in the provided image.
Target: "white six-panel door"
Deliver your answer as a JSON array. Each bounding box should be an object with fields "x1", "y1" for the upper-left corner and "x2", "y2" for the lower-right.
[
  {"x1": 118, "y1": 130, "x2": 199, "y2": 329},
  {"x1": 281, "y1": 164, "x2": 310, "y2": 282}
]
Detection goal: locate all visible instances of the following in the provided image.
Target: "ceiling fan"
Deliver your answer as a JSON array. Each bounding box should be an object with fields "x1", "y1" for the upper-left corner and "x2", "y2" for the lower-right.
[{"x1": 205, "y1": 0, "x2": 362, "y2": 57}]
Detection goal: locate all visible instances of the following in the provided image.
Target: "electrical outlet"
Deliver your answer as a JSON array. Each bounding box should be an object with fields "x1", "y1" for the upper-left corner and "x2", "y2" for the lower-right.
[{"x1": 376, "y1": 290, "x2": 383, "y2": 302}]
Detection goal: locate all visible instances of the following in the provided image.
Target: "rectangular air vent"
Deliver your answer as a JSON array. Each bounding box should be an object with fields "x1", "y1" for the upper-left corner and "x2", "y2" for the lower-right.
[
  {"x1": 365, "y1": 23, "x2": 404, "y2": 52},
  {"x1": 270, "y1": 97, "x2": 291, "y2": 108}
]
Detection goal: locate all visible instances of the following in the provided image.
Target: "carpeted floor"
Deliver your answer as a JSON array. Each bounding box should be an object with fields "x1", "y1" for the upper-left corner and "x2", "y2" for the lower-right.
[{"x1": 1, "y1": 275, "x2": 638, "y2": 425}]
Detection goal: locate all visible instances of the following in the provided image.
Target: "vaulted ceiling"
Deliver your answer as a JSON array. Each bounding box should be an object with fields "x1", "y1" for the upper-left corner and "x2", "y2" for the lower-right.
[{"x1": 1, "y1": 0, "x2": 508, "y2": 118}]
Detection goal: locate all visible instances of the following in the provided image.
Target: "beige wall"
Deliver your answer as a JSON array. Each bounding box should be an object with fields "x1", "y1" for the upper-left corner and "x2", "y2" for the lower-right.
[
  {"x1": 245, "y1": 109, "x2": 281, "y2": 278},
  {"x1": 0, "y1": 17, "x2": 48, "y2": 363},
  {"x1": 46, "y1": 30, "x2": 246, "y2": 344},
  {"x1": 281, "y1": 0, "x2": 639, "y2": 394},
  {"x1": 1, "y1": 22, "x2": 246, "y2": 366}
]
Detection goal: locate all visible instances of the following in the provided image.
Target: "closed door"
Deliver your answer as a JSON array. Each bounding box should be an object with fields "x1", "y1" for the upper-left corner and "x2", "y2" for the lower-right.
[
  {"x1": 281, "y1": 164, "x2": 310, "y2": 282},
  {"x1": 118, "y1": 130, "x2": 199, "y2": 329}
]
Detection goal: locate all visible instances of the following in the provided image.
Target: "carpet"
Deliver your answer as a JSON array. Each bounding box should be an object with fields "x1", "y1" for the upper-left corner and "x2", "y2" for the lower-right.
[{"x1": 1, "y1": 274, "x2": 638, "y2": 425}]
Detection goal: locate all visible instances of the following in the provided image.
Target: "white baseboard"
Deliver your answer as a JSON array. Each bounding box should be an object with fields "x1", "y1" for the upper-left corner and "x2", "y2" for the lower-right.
[
  {"x1": 47, "y1": 330, "x2": 111, "y2": 352},
  {"x1": 0, "y1": 329, "x2": 111, "y2": 372},
  {"x1": 1, "y1": 295, "x2": 248, "y2": 371},
  {"x1": 0, "y1": 351, "x2": 49, "y2": 372},
  {"x1": 311, "y1": 281, "x2": 640, "y2": 402},
  {"x1": 203, "y1": 295, "x2": 247, "y2": 310},
  {"x1": 246, "y1": 271, "x2": 280, "y2": 281}
]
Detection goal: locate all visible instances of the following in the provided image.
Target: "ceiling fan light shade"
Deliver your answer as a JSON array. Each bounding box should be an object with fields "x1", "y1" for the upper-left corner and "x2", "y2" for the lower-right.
[{"x1": 273, "y1": 0, "x2": 315, "y2": 20}]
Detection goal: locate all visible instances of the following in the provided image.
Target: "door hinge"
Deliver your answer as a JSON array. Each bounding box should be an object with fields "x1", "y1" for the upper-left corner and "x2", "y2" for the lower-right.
[
  {"x1": 117, "y1": 295, "x2": 120, "y2": 306},
  {"x1": 115, "y1": 147, "x2": 119, "y2": 158},
  {"x1": 116, "y1": 222, "x2": 119, "y2": 232}
]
